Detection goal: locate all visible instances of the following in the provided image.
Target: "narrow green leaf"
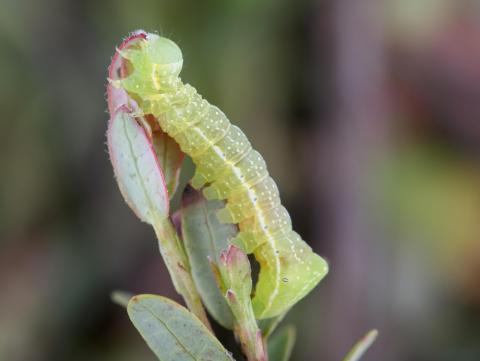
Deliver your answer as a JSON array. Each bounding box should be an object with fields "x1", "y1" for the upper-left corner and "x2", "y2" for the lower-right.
[
  {"x1": 181, "y1": 185, "x2": 235, "y2": 329},
  {"x1": 343, "y1": 329, "x2": 378, "y2": 361},
  {"x1": 107, "y1": 109, "x2": 169, "y2": 223},
  {"x1": 151, "y1": 129, "x2": 184, "y2": 199},
  {"x1": 268, "y1": 325, "x2": 296, "y2": 361},
  {"x1": 127, "y1": 294, "x2": 235, "y2": 361}
]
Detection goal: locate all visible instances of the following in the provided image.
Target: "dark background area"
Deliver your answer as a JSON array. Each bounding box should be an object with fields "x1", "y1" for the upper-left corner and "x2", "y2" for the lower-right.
[{"x1": 1, "y1": 0, "x2": 480, "y2": 360}]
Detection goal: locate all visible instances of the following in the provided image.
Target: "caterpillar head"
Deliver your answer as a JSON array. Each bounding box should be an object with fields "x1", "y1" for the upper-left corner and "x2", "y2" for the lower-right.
[
  {"x1": 113, "y1": 33, "x2": 183, "y2": 101},
  {"x1": 143, "y1": 34, "x2": 183, "y2": 78}
]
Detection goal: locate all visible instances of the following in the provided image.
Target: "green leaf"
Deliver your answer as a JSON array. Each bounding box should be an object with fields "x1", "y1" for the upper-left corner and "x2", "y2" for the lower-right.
[
  {"x1": 268, "y1": 325, "x2": 296, "y2": 361},
  {"x1": 343, "y1": 329, "x2": 378, "y2": 361},
  {"x1": 180, "y1": 185, "x2": 235, "y2": 329},
  {"x1": 107, "y1": 109, "x2": 169, "y2": 223},
  {"x1": 127, "y1": 294, "x2": 235, "y2": 361}
]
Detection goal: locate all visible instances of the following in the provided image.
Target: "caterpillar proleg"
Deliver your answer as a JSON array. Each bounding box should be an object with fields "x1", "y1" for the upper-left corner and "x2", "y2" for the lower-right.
[{"x1": 113, "y1": 33, "x2": 328, "y2": 319}]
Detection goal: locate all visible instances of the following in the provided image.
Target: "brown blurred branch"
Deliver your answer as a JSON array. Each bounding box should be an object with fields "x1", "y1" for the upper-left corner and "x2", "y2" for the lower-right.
[{"x1": 312, "y1": 0, "x2": 391, "y2": 359}]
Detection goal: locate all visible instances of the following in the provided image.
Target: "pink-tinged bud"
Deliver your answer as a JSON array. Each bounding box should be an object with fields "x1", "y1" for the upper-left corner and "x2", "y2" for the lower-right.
[
  {"x1": 225, "y1": 245, "x2": 249, "y2": 272},
  {"x1": 225, "y1": 245, "x2": 251, "y2": 287},
  {"x1": 217, "y1": 245, "x2": 252, "y2": 308}
]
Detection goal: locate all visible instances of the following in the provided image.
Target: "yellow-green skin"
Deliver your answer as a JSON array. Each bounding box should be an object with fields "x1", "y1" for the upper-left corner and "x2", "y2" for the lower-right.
[{"x1": 116, "y1": 34, "x2": 328, "y2": 319}]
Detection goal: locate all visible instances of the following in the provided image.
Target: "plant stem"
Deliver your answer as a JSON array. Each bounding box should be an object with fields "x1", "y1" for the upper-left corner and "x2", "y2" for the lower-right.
[
  {"x1": 111, "y1": 291, "x2": 134, "y2": 308},
  {"x1": 227, "y1": 291, "x2": 267, "y2": 361},
  {"x1": 153, "y1": 217, "x2": 212, "y2": 331}
]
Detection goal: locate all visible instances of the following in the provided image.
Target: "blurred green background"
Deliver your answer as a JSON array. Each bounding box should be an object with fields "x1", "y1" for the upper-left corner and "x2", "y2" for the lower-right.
[{"x1": 1, "y1": 0, "x2": 479, "y2": 360}]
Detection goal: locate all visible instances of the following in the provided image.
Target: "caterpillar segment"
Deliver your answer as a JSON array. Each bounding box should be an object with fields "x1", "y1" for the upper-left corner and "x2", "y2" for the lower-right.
[
  {"x1": 167, "y1": 105, "x2": 231, "y2": 158},
  {"x1": 114, "y1": 33, "x2": 328, "y2": 319},
  {"x1": 202, "y1": 150, "x2": 268, "y2": 200},
  {"x1": 191, "y1": 125, "x2": 252, "y2": 189}
]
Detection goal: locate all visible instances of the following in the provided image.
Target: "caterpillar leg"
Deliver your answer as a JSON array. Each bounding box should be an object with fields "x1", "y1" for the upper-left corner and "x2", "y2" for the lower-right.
[
  {"x1": 191, "y1": 172, "x2": 209, "y2": 189},
  {"x1": 221, "y1": 203, "x2": 291, "y2": 259},
  {"x1": 229, "y1": 231, "x2": 267, "y2": 254},
  {"x1": 221, "y1": 204, "x2": 291, "y2": 257},
  {"x1": 238, "y1": 204, "x2": 292, "y2": 237},
  {"x1": 203, "y1": 150, "x2": 267, "y2": 200},
  {"x1": 216, "y1": 176, "x2": 280, "y2": 223}
]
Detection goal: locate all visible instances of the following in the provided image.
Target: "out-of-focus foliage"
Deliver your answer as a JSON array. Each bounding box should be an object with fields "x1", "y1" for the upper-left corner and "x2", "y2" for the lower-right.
[
  {"x1": 268, "y1": 326, "x2": 296, "y2": 361},
  {"x1": 343, "y1": 330, "x2": 378, "y2": 361},
  {"x1": 1, "y1": 0, "x2": 479, "y2": 360}
]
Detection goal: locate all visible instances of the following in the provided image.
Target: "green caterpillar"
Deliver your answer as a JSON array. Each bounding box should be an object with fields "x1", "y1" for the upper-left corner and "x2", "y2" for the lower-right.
[{"x1": 113, "y1": 33, "x2": 328, "y2": 319}]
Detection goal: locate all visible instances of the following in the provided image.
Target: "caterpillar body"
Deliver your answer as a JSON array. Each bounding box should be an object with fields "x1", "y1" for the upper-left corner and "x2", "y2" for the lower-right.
[{"x1": 114, "y1": 33, "x2": 328, "y2": 319}]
